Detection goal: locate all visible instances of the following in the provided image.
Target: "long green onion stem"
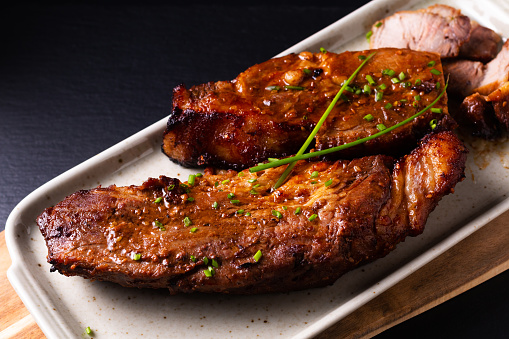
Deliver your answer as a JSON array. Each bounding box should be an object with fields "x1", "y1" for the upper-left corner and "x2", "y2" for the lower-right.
[
  {"x1": 250, "y1": 83, "x2": 447, "y2": 173},
  {"x1": 270, "y1": 51, "x2": 376, "y2": 189}
]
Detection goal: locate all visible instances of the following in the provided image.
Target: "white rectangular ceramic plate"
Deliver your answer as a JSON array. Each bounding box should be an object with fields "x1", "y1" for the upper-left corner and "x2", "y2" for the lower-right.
[{"x1": 6, "y1": 0, "x2": 509, "y2": 338}]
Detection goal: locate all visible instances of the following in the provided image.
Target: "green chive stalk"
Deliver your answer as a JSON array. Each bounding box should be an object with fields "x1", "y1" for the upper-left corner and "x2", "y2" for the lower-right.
[{"x1": 250, "y1": 83, "x2": 448, "y2": 173}]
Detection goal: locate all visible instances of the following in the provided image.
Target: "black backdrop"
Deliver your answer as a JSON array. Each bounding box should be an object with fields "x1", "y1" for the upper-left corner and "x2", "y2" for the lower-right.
[{"x1": 1, "y1": 1, "x2": 509, "y2": 337}]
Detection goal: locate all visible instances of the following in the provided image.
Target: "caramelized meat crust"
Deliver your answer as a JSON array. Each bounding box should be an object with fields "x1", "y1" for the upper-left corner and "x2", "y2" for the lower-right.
[
  {"x1": 38, "y1": 131, "x2": 467, "y2": 294},
  {"x1": 162, "y1": 48, "x2": 453, "y2": 170}
]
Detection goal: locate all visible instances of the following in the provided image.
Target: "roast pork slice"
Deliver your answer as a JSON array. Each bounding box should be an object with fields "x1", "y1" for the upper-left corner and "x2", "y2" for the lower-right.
[
  {"x1": 444, "y1": 40, "x2": 509, "y2": 98},
  {"x1": 459, "y1": 21, "x2": 502, "y2": 62},
  {"x1": 369, "y1": 4, "x2": 471, "y2": 58}
]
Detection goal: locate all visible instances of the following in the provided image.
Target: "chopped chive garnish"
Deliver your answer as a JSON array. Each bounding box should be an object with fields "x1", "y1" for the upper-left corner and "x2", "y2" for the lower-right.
[
  {"x1": 248, "y1": 178, "x2": 257, "y2": 183},
  {"x1": 237, "y1": 209, "x2": 245, "y2": 214},
  {"x1": 311, "y1": 181, "x2": 318, "y2": 184},
  {"x1": 358, "y1": 55, "x2": 367, "y2": 60},
  {"x1": 227, "y1": 192, "x2": 235, "y2": 199},
  {"x1": 283, "y1": 206, "x2": 288, "y2": 210},
  {"x1": 375, "y1": 90, "x2": 383, "y2": 102},
  {"x1": 188, "y1": 174, "x2": 196, "y2": 186},
  {"x1": 272, "y1": 210, "x2": 283, "y2": 219},
  {"x1": 398, "y1": 72, "x2": 406, "y2": 81},
  {"x1": 414, "y1": 95, "x2": 421, "y2": 101},
  {"x1": 363, "y1": 114, "x2": 374, "y2": 122},
  {"x1": 187, "y1": 197, "x2": 195, "y2": 202},
  {"x1": 212, "y1": 259, "x2": 219, "y2": 268},
  {"x1": 253, "y1": 250, "x2": 263, "y2": 262},
  {"x1": 375, "y1": 21, "x2": 382, "y2": 27},
  {"x1": 311, "y1": 171, "x2": 319, "y2": 178},
  {"x1": 415, "y1": 79, "x2": 422, "y2": 86},
  {"x1": 384, "y1": 103, "x2": 393, "y2": 109},
  {"x1": 245, "y1": 212, "x2": 251, "y2": 216},
  {"x1": 285, "y1": 85, "x2": 305, "y2": 90},
  {"x1": 190, "y1": 227, "x2": 198, "y2": 233},
  {"x1": 391, "y1": 77, "x2": 400, "y2": 84},
  {"x1": 183, "y1": 216, "x2": 192, "y2": 227},
  {"x1": 366, "y1": 74, "x2": 375, "y2": 85},
  {"x1": 203, "y1": 268, "x2": 213, "y2": 277},
  {"x1": 378, "y1": 83, "x2": 387, "y2": 90},
  {"x1": 214, "y1": 181, "x2": 219, "y2": 187},
  {"x1": 154, "y1": 220, "x2": 165, "y2": 231},
  {"x1": 430, "y1": 119, "x2": 437, "y2": 129},
  {"x1": 413, "y1": 101, "x2": 419, "y2": 107},
  {"x1": 320, "y1": 47, "x2": 327, "y2": 53},
  {"x1": 303, "y1": 68, "x2": 312, "y2": 75},
  {"x1": 363, "y1": 84, "x2": 371, "y2": 94},
  {"x1": 366, "y1": 30, "x2": 373, "y2": 41},
  {"x1": 382, "y1": 69, "x2": 395, "y2": 77},
  {"x1": 344, "y1": 85, "x2": 354, "y2": 93},
  {"x1": 431, "y1": 108, "x2": 443, "y2": 113},
  {"x1": 249, "y1": 189, "x2": 258, "y2": 195},
  {"x1": 252, "y1": 183, "x2": 261, "y2": 188},
  {"x1": 190, "y1": 255, "x2": 197, "y2": 262},
  {"x1": 213, "y1": 201, "x2": 219, "y2": 209},
  {"x1": 222, "y1": 179, "x2": 230, "y2": 185},
  {"x1": 436, "y1": 82, "x2": 441, "y2": 89},
  {"x1": 196, "y1": 173, "x2": 203, "y2": 177},
  {"x1": 265, "y1": 85, "x2": 280, "y2": 91},
  {"x1": 167, "y1": 184, "x2": 175, "y2": 190},
  {"x1": 154, "y1": 197, "x2": 163, "y2": 203},
  {"x1": 230, "y1": 199, "x2": 240, "y2": 204},
  {"x1": 85, "y1": 327, "x2": 92, "y2": 335},
  {"x1": 308, "y1": 214, "x2": 318, "y2": 221},
  {"x1": 133, "y1": 253, "x2": 141, "y2": 261},
  {"x1": 430, "y1": 68, "x2": 441, "y2": 75},
  {"x1": 270, "y1": 52, "x2": 377, "y2": 189},
  {"x1": 295, "y1": 207, "x2": 302, "y2": 215},
  {"x1": 238, "y1": 172, "x2": 244, "y2": 177},
  {"x1": 203, "y1": 257, "x2": 209, "y2": 265},
  {"x1": 377, "y1": 123, "x2": 387, "y2": 131},
  {"x1": 428, "y1": 60, "x2": 436, "y2": 67},
  {"x1": 324, "y1": 179, "x2": 333, "y2": 187}
]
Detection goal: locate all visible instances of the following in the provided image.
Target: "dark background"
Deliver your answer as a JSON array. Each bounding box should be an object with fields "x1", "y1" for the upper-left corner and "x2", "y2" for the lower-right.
[{"x1": 1, "y1": 1, "x2": 509, "y2": 337}]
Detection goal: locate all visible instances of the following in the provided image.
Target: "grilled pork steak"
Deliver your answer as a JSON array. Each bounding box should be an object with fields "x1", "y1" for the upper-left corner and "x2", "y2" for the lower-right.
[
  {"x1": 38, "y1": 131, "x2": 466, "y2": 294},
  {"x1": 163, "y1": 48, "x2": 452, "y2": 169}
]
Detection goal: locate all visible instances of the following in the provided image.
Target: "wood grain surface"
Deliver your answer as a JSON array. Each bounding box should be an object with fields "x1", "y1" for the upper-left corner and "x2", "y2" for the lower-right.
[{"x1": 2, "y1": 208, "x2": 508, "y2": 338}]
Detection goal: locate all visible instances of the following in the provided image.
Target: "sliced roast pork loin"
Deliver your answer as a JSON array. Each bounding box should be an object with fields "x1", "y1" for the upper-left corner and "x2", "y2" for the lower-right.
[
  {"x1": 38, "y1": 131, "x2": 467, "y2": 294},
  {"x1": 444, "y1": 40, "x2": 509, "y2": 98},
  {"x1": 459, "y1": 21, "x2": 502, "y2": 63},
  {"x1": 370, "y1": 4, "x2": 500, "y2": 62},
  {"x1": 369, "y1": 5, "x2": 471, "y2": 59},
  {"x1": 163, "y1": 48, "x2": 453, "y2": 170},
  {"x1": 444, "y1": 40, "x2": 509, "y2": 138}
]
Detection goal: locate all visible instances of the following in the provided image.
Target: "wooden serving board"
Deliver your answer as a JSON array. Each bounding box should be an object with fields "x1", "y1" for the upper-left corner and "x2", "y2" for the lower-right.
[{"x1": 1, "y1": 208, "x2": 509, "y2": 338}]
